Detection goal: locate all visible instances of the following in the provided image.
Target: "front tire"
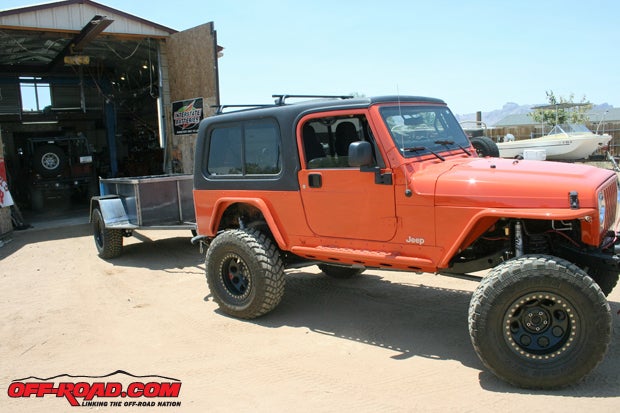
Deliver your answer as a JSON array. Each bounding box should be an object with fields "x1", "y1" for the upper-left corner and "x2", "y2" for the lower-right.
[
  {"x1": 588, "y1": 268, "x2": 619, "y2": 296},
  {"x1": 468, "y1": 255, "x2": 611, "y2": 389},
  {"x1": 205, "y1": 228, "x2": 285, "y2": 319}
]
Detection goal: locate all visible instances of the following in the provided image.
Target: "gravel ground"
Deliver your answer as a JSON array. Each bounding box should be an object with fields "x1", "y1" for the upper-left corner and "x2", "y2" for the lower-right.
[{"x1": 1, "y1": 224, "x2": 619, "y2": 412}]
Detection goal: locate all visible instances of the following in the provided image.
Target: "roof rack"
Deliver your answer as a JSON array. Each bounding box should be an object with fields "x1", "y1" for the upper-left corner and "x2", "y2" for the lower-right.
[
  {"x1": 272, "y1": 94, "x2": 354, "y2": 105},
  {"x1": 212, "y1": 104, "x2": 274, "y2": 115},
  {"x1": 212, "y1": 94, "x2": 355, "y2": 115}
]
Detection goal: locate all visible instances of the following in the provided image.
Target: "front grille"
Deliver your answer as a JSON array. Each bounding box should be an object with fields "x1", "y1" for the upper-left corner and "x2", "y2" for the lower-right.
[{"x1": 601, "y1": 178, "x2": 618, "y2": 240}]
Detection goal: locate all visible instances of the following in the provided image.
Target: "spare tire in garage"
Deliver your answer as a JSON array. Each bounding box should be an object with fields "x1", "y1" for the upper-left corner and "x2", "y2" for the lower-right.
[{"x1": 33, "y1": 144, "x2": 67, "y2": 176}]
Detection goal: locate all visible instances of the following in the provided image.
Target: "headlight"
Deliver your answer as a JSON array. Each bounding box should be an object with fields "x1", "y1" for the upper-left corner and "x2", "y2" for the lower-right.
[{"x1": 598, "y1": 190, "x2": 606, "y2": 231}]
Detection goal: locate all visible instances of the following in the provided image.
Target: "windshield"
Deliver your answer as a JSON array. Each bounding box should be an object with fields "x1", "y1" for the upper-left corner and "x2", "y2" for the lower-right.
[
  {"x1": 380, "y1": 105, "x2": 470, "y2": 158},
  {"x1": 547, "y1": 123, "x2": 592, "y2": 135}
]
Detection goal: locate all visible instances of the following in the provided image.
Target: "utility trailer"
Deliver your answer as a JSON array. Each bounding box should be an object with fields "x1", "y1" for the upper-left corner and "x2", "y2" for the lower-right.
[{"x1": 90, "y1": 174, "x2": 195, "y2": 258}]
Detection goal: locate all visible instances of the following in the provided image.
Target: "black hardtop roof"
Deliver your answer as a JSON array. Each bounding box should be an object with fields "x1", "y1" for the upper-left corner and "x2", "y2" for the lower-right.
[
  {"x1": 194, "y1": 95, "x2": 448, "y2": 192},
  {"x1": 209, "y1": 95, "x2": 447, "y2": 121}
]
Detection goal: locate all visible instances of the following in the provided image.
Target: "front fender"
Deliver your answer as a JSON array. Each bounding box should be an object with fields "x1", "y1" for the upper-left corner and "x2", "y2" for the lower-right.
[{"x1": 438, "y1": 207, "x2": 598, "y2": 269}]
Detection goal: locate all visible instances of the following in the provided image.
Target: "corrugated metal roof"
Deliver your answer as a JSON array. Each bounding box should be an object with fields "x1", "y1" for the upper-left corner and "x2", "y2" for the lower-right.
[
  {"x1": 495, "y1": 107, "x2": 620, "y2": 126},
  {"x1": 0, "y1": 0, "x2": 176, "y2": 36},
  {"x1": 494, "y1": 113, "x2": 532, "y2": 126}
]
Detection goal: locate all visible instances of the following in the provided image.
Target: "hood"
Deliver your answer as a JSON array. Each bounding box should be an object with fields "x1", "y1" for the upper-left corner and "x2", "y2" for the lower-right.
[{"x1": 411, "y1": 157, "x2": 615, "y2": 209}]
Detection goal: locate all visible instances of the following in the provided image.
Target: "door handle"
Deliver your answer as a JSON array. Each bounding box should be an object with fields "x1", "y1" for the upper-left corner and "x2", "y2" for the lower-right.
[{"x1": 308, "y1": 173, "x2": 322, "y2": 188}]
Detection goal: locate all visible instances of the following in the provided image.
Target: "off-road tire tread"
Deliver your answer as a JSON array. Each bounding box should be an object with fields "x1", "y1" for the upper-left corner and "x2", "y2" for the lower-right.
[
  {"x1": 92, "y1": 208, "x2": 123, "y2": 259},
  {"x1": 468, "y1": 254, "x2": 611, "y2": 389},
  {"x1": 205, "y1": 228, "x2": 284, "y2": 319},
  {"x1": 588, "y1": 268, "x2": 619, "y2": 296}
]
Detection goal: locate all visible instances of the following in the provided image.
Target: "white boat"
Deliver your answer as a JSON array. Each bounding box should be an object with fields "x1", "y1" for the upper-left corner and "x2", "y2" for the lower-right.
[{"x1": 497, "y1": 123, "x2": 612, "y2": 160}]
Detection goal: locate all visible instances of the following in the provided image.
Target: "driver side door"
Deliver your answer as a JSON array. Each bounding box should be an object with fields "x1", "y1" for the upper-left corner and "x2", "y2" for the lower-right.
[{"x1": 297, "y1": 112, "x2": 397, "y2": 242}]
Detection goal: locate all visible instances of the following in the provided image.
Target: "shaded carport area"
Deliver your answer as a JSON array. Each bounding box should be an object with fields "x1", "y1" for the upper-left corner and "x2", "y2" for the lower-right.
[
  {"x1": 0, "y1": 0, "x2": 220, "y2": 233},
  {"x1": 0, "y1": 2, "x2": 172, "y2": 215}
]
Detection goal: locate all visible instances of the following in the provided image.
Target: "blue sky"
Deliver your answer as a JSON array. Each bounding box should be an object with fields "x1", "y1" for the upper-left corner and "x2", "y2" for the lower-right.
[{"x1": 2, "y1": 0, "x2": 619, "y2": 114}]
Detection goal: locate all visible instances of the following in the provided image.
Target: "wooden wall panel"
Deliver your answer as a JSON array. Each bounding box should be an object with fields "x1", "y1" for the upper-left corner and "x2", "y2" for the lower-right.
[{"x1": 164, "y1": 22, "x2": 219, "y2": 173}]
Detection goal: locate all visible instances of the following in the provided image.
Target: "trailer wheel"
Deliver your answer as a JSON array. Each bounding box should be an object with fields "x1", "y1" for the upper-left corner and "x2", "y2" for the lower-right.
[
  {"x1": 92, "y1": 208, "x2": 123, "y2": 259},
  {"x1": 468, "y1": 255, "x2": 611, "y2": 389},
  {"x1": 318, "y1": 264, "x2": 364, "y2": 278},
  {"x1": 470, "y1": 136, "x2": 499, "y2": 157},
  {"x1": 206, "y1": 228, "x2": 284, "y2": 319}
]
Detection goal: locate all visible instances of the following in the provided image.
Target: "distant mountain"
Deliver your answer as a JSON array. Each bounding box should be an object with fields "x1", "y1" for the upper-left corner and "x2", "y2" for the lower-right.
[{"x1": 456, "y1": 102, "x2": 614, "y2": 126}]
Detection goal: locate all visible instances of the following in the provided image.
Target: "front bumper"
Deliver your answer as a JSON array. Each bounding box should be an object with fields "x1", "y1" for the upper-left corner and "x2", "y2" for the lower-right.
[{"x1": 554, "y1": 231, "x2": 620, "y2": 273}]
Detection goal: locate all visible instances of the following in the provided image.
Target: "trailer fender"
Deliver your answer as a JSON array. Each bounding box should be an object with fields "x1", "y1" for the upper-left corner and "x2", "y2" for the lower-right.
[{"x1": 90, "y1": 196, "x2": 134, "y2": 228}]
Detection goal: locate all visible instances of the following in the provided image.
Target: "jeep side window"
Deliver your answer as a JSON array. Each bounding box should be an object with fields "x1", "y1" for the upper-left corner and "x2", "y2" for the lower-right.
[
  {"x1": 244, "y1": 120, "x2": 281, "y2": 174},
  {"x1": 302, "y1": 116, "x2": 376, "y2": 169},
  {"x1": 302, "y1": 124, "x2": 325, "y2": 164},
  {"x1": 207, "y1": 125, "x2": 243, "y2": 175},
  {"x1": 207, "y1": 119, "x2": 281, "y2": 176}
]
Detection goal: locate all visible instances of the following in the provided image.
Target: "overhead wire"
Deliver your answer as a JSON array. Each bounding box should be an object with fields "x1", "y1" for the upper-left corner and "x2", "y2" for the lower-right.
[{"x1": 104, "y1": 40, "x2": 143, "y2": 60}]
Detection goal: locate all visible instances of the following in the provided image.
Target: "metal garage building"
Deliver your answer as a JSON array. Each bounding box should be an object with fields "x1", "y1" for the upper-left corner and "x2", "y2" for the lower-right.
[{"x1": 0, "y1": 0, "x2": 220, "y2": 216}]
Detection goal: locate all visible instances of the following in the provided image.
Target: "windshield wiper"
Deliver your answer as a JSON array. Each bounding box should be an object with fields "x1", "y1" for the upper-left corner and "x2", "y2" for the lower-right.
[
  {"x1": 403, "y1": 146, "x2": 445, "y2": 161},
  {"x1": 434, "y1": 139, "x2": 471, "y2": 156}
]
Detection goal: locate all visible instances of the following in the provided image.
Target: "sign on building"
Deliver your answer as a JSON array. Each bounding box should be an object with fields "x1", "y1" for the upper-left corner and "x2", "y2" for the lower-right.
[
  {"x1": 172, "y1": 98, "x2": 204, "y2": 135},
  {"x1": 0, "y1": 158, "x2": 14, "y2": 207}
]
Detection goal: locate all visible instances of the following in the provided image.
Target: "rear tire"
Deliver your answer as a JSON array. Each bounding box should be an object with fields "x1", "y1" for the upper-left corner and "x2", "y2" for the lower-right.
[
  {"x1": 205, "y1": 228, "x2": 285, "y2": 319},
  {"x1": 468, "y1": 255, "x2": 611, "y2": 389},
  {"x1": 92, "y1": 208, "x2": 123, "y2": 259}
]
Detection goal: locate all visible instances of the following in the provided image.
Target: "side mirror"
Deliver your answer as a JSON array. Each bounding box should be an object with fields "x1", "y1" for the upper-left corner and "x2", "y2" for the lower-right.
[{"x1": 348, "y1": 141, "x2": 373, "y2": 167}]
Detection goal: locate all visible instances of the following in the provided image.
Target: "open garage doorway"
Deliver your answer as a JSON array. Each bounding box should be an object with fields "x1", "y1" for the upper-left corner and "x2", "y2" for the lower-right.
[{"x1": 0, "y1": 1, "x2": 220, "y2": 230}]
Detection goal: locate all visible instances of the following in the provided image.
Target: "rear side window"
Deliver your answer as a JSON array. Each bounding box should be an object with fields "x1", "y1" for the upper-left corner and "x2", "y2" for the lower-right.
[
  {"x1": 208, "y1": 125, "x2": 243, "y2": 175},
  {"x1": 207, "y1": 119, "x2": 281, "y2": 176}
]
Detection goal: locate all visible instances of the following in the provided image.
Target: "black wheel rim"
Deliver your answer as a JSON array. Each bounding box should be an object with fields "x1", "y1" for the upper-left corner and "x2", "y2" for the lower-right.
[
  {"x1": 219, "y1": 253, "x2": 251, "y2": 298},
  {"x1": 42, "y1": 152, "x2": 60, "y2": 170},
  {"x1": 503, "y1": 292, "x2": 577, "y2": 360}
]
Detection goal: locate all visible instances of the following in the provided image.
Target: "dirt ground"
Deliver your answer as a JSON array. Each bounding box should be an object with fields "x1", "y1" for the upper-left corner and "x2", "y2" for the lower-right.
[{"x1": 1, "y1": 223, "x2": 619, "y2": 412}]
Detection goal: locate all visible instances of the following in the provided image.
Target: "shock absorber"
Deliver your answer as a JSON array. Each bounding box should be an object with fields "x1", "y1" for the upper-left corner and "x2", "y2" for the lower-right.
[{"x1": 514, "y1": 221, "x2": 524, "y2": 257}]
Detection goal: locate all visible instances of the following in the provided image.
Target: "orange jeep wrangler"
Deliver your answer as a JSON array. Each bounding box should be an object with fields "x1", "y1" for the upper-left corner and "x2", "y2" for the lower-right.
[{"x1": 192, "y1": 94, "x2": 618, "y2": 389}]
